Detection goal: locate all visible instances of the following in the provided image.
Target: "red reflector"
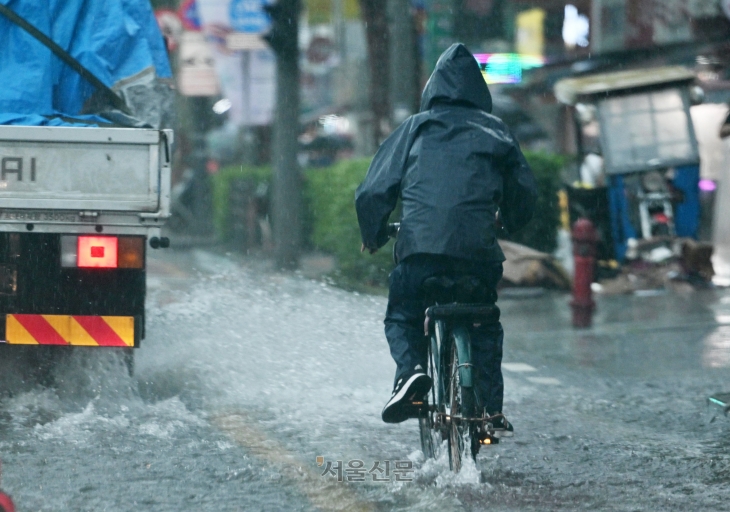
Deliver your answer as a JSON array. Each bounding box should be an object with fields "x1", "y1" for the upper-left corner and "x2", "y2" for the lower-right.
[{"x1": 78, "y1": 237, "x2": 117, "y2": 268}]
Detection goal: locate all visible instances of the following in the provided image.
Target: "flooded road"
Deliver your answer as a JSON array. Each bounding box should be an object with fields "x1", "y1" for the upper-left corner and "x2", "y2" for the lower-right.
[{"x1": 1, "y1": 248, "x2": 730, "y2": 511}]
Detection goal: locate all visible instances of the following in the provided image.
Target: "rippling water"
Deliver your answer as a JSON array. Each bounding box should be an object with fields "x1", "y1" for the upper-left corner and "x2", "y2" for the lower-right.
[{"x1": 1, "y1": 249, "x2": 729, "y2": 511}]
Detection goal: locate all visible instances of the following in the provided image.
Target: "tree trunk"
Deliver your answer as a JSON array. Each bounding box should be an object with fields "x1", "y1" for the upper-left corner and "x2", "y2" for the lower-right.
[
  {"x1": 269, "y1": 0, "x2": 303, "y2": 269},
  {"x1": 388, "y1": 0, "x2": 419, "y2": 121},
  {"x1": 360, "y1": 0, "x2": 390, "y2": 147}
]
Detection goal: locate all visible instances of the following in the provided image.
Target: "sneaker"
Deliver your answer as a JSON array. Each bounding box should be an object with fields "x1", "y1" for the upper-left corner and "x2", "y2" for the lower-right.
[
  {"x1": 381, "y1": 371, "x2": 432, "y2": 424},
  {"x1": 487, "y1": 412, "x2": 514, "y2": 438}
]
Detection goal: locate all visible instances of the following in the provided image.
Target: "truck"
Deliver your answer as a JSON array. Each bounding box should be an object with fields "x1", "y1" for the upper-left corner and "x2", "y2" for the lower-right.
[{"x1": 0, "y1": 0, "x2": 173, "y2": 374}]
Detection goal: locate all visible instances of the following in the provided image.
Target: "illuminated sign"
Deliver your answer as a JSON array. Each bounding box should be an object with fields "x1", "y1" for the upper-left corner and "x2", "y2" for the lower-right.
[
  {"x1": 516, "y1": 8, "x2": 545, "y2": 56},
  {"x1": 563, "y1": 4, "x2": 589, "y2": 48},
  {"x1": 473, "y1": 54, "x2": 545, "y2": 84}
]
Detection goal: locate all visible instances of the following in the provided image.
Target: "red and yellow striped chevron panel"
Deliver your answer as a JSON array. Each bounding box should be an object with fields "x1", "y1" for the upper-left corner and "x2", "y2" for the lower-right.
[{"x1": 5, "y1": 315, "x2": 134, "y2": 347}]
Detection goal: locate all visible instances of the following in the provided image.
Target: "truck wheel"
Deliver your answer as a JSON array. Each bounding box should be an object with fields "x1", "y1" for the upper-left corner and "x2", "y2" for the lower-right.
[
  {"x1": 121, "y1": 348, "x2": 134, "y2": 377},
  {"x1": 33, "y1": 346, "x2": 64, "y2": 388}
]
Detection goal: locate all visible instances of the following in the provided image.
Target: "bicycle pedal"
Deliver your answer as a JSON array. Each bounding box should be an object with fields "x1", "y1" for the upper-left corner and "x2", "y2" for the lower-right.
[
  {"x1": 479, "y1": 433, "x2": 499, "y2": 445},
  {"x1": 478, "y1": 434, "x2": 499, "y2": 445},
  {"x1": 404, "y1": 400, "x2": 428, "y2": 417}
]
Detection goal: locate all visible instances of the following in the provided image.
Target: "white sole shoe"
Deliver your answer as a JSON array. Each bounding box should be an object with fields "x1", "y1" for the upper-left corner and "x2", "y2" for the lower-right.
[{"x1": 381, "y1": 373, "x2": 432, "y2": 424}]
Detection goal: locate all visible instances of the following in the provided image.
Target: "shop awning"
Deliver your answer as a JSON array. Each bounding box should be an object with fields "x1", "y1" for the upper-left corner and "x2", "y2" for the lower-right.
[{"x1": 554, "y1": 66, "x2": 696, "y2": 105}]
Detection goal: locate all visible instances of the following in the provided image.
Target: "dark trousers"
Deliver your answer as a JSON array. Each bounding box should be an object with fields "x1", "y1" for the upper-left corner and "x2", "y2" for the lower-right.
[{"x1": 385, "y1": 254, "x2": 505, "y2": 413}]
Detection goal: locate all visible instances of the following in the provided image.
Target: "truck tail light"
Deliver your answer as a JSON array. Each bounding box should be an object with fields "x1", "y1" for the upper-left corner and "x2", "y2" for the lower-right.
[
  {"x1": 61, "y1": 236, "x2": 144, "y2": 269},
  {"x1": 118, "y1": 237, "x2": 144, "y2": 268},
  {"x1": 78, "y1": 237, "x2": 118, "y2": 268}
]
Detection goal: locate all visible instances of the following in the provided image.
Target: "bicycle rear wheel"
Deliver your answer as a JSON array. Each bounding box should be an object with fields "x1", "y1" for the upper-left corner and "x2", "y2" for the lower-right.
[
  {"x1": 418, "y1": 335, "x2": 441, "y2": 460},
  {"x1": 446, "y1": 334, "x2": 477, "y2": 472}
]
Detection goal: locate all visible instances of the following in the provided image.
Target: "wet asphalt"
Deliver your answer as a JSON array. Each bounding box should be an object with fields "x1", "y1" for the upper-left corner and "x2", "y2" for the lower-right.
[{"x1": 0, "y1": 248, "x2": 728, "y2": 511}]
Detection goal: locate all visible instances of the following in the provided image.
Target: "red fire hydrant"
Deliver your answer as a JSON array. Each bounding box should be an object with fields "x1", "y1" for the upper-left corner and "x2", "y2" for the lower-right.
[
  {"x1": 571, "y1": 218, "x2": 598, "y2": 328},
  {"x1": 0, "y1": 459, "x2": 14, "y2": 512},
  {"x1": 0, "y1": 492, "x2": 14, "y2": 512}
]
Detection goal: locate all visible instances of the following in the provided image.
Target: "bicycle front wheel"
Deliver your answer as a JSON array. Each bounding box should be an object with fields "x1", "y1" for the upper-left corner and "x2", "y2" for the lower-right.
[
  {"x1": 418, "y1": 411, "x2": 436, "y2": 459},
  {"x1": 446, "y1": 334, "x2": 477, "y2": 472}
]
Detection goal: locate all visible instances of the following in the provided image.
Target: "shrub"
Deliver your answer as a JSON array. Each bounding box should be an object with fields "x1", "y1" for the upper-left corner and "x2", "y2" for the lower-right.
[
  {"x1": 214, "y1": 151, "x2": 566, "y2": 287},
  {"x1": 305, "y1": 159, "x2": 396, "y2": 287},
  {"x1": 505, "y1": 151, "x2": 567, "y2": 254},
  {"x1": 211, "y1": 164, "x2": 271, "y2": 240}
]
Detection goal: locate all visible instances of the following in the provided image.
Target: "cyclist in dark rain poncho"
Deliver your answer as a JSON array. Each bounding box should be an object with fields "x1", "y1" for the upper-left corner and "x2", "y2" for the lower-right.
[{"x1": 356, "y1": 43, "x2": 537, "y2": 429}]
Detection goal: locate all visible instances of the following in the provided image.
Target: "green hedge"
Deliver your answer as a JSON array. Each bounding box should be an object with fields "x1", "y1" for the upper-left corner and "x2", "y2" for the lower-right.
[
  {"x1": 504, "y1": 152, "x2": 567, "y2": 254},
  {"x1": 306, "y1": 158, "x2": 396, "y2": 287},
  {"x1": 212, "y1": 164, "x2": 272, "y2": 240},
  {"x1": 213, "y1": 151, "x2": 565, "y2": 287}
]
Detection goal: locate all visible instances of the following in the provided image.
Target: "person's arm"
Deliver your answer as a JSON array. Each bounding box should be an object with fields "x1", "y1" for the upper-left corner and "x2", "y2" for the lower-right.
[
  {"x1": 500, "y1": 133, "x2": 537, "y2": 234},
  {"x1": 355, "y1": 121, "x2": 412, "y2": 251}
]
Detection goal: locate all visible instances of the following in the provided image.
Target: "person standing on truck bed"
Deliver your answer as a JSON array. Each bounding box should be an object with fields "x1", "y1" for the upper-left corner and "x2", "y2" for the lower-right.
[{"x1": 355, "y1": 43, "x2": 537, "y2": 429}]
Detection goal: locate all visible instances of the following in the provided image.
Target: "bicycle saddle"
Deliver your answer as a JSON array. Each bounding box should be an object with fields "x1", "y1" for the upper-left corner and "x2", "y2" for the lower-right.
[
  {"x1": 422, "y1": 275, "x2": 495, "y2": 304},
  {"x1": 422, "y1": 275, "x2": 500, "y2": 332}
]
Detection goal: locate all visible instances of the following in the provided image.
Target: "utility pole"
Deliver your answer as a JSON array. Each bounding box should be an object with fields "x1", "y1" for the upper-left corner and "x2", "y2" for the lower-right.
[
  {"x1": 626, "y1": 0, "x2": 653, "y2": 48},
  {"x1": 590, "y1": 0, "x2": 603, "y2": 53},
  {"x1": 264, "y1": 0, "x2": 302, "y2": 269},
  {"x1": 360, "y1": 0, "x2": 390, "y2": 148},
  {"x1": 188, "y1": 96, "x2": 214, "y2": 237}
]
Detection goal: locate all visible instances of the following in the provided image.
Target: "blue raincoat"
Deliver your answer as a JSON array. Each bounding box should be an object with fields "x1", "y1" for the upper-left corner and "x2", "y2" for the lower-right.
[{"x1": 0, "y1": 0, "x2": 171, "y2": 126}]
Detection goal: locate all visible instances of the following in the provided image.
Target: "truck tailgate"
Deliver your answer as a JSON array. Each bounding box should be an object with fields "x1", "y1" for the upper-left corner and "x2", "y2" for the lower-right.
[{"x1": 0, "y1": 125, "x2": 162, "y2": 212}]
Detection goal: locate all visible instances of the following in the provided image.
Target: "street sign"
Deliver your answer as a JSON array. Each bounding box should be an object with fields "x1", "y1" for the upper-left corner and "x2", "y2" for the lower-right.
[
  {"x1": 306, "y1": 36, "x2": 334, "y2": 65},
  {"x1": 193, "y1": 0, "x2": 276, "y2": 123},
  {"x1": 226, "y1": 32, "x2": 268, "y2": 50},
  {"x1": 179, "y1": 0, "x2": 202, "y2": 31},
  {"x1": 516, "y1": 8, "x2": 545, "y2": 57},
  {"x1": 155, "y1": 9, "x2": 183, "y2": 51},
  {"x1": 177, "y1": 32, "x2": 220, "y2": 96},
  {"x1": 229, "y1": 0, "x2": 271, "y2": 33}
]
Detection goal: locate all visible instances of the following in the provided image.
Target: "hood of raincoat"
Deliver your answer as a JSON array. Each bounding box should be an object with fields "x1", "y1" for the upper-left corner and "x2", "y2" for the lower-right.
[
  {"x1": 356, "y1": 43, "x2": 536, "y2": 263},
  {"x1": 420, "y1": 43, "x2": 492, "y2": 113}
]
